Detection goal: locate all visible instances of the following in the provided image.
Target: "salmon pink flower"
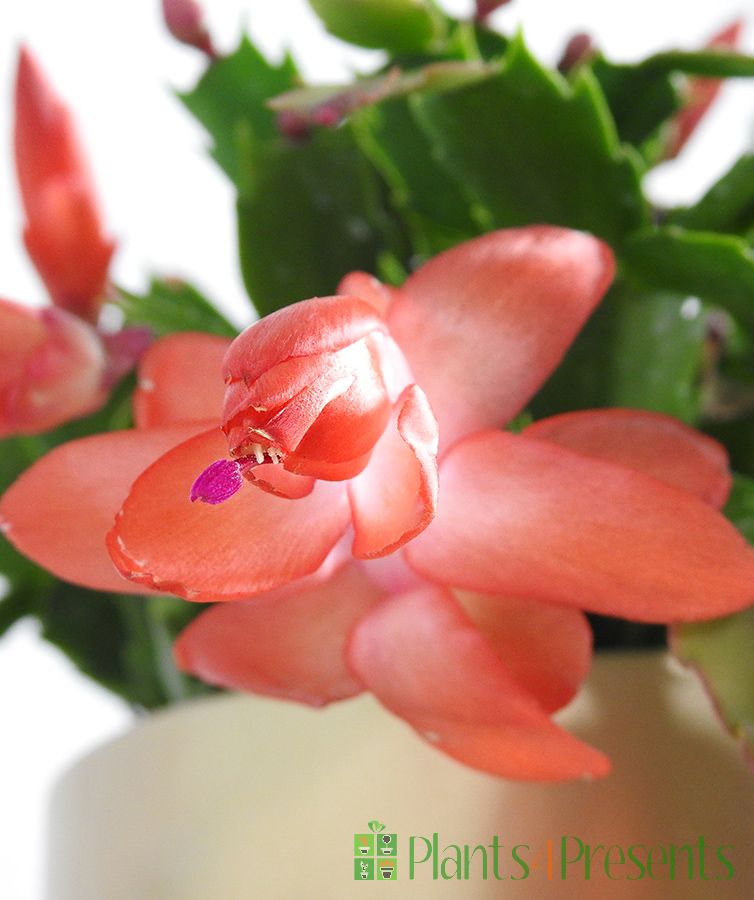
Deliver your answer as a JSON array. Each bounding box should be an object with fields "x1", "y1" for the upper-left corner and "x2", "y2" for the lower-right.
[{"x1": 3, "y1": 226, "x2": 754, "y2": 780}]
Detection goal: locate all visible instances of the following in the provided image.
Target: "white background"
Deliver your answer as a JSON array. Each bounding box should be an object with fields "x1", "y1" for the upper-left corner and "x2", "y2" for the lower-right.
[{"x1": 0, "y1": 2, "x2": 752, "y2": 897}]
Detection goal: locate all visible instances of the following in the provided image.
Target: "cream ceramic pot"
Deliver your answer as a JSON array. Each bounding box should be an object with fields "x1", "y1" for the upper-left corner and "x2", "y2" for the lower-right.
[{"x1": 47, "y1": 653, "x2": 754, "y2": 899}]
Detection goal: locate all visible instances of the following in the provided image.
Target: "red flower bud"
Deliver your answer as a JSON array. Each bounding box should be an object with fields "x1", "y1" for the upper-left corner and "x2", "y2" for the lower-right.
[{"x1": 14, "y1": 48, "x2": 115, "y2": 323}]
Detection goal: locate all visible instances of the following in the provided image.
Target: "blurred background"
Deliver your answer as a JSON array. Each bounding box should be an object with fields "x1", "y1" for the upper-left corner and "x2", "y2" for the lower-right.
[{"x1": 0, "y1": 1, "x2": 752, "y2": 897}]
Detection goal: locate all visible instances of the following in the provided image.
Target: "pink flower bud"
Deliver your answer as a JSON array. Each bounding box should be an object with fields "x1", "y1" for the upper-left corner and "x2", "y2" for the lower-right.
[
  {"x1": 161, "y1": 0, "x2": 217, "y2": 58},
  {"x1": 14, "y1": 48, "x2": 115, "y2": 323},
  {"x1": 557, "y1": 33, "x2": 594, "y2": 74},
  {"x1": 475, "y1": 0, "x2": 513, "y2": 21}
]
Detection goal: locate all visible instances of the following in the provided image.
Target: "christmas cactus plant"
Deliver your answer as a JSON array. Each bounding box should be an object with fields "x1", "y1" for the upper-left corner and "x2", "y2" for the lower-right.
[{"x1": 2, "y1": 0, "x2": 754, "y2": 779}]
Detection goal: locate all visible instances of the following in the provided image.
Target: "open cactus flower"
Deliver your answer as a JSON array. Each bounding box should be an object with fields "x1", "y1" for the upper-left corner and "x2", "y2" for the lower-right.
[{"x1": 4, "y1": 225, "x2": 754, "y2": 781}]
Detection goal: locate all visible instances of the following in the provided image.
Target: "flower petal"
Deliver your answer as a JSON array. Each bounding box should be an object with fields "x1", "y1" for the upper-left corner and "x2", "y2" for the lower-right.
[
  {"x1": 454, "y1": 590, "x2": 592, "y2": 713},
  {"x1": 0, "y1": 303, "x2": 106, "y2": 437},
  {"x1": 0, "y1": 297, "x2": 45, "y2": 383},
  {"x1": 0, "y1": 425, "x2": 199, "y2": 592},
  {"x1": 223, "y1": 295, "x2": 385, "y2": 388},
  {"x1": 244, "y1": 465, "x2": 315, "y2": 500},
  {"x1": 387, "y1": 226, "x2": 615, "y2": 451},
  {"x1": 358, "y1": 551, "x2": 426, "y2": 594},
  {"x1": 337, "y1": 271, "x2": 396, "y2": 317},
  {"x1": 133, "y1": 332, "x2": 230, "y2": 429},
  {"x1": 107, "y1": 428, "x2": 351, "y2": 601},
  {"x1": 407, "y1": 430, "x2": 754, "y2": 622},
  {"x1": 175, "y1": 564, "x2": 383, "y2": 706},
  {"x1": 265, "y1": 339, "x2": 390, "y2": 464},
  {"x1": 349, "y1": 385, "x2": 438, "y2": 558},
  {"x1": 525, "y1": 408, "x2": 731, "y2": 508},
  {"x1": 346, "y1": 586, "x2": 610, "y2": 781}
]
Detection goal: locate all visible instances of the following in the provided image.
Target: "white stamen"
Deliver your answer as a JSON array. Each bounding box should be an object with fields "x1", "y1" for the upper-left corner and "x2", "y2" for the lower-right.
[{"x1": 247, "y1": 442, "x2": 283, "y2": 465}]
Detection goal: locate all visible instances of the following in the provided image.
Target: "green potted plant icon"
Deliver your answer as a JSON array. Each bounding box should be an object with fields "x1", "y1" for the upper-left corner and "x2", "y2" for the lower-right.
[
  {"x1": 356, "y1": 835, "x2": 371, "y2": 855},
  {"x1": 379, "y1": 859, "x2": 396, "y2": 880}
]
